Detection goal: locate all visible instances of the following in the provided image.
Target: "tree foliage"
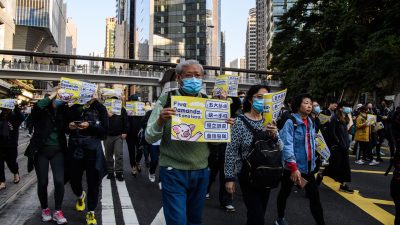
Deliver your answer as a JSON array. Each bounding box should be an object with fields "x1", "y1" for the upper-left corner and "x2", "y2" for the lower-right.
[{"x1": 270, "y1": 0, "x2": 400, "y2": 101}]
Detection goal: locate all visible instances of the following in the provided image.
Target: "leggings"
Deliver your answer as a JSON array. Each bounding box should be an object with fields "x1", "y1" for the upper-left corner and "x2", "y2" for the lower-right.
[
  {"x1": 0, "y1": 146, "x2": 19, "y2": 182},
  {"x1": 34, "y1": 148, "x2": 64, "y2": 210}
]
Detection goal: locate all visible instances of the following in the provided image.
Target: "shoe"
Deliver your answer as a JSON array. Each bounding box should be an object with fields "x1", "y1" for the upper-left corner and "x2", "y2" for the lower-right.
[
  {"x1": 131, "y1": 166, "x2": 137, "y2": 177},
  {"x1": 13, "y1": 173, "x2": 20, "y2": 184},
  {"x1": 223, "y1": 204, "x2": 236, "y2": 212},
  {"x1": 321, "y1": 160, "x2": 329, "y2": 167},
  {"x1": 205, "y1": 193, "x2": 210, "y2": 199},
  {"x1": 275, "y1": 218, "x2": 289, "y2": 225},
  {"x1": 116, "y1": 173, "x2": 124, "y2": 182},
  {"x1": 376, "y1": 157, "x2": 383, "y2": 162},
  {"x1": 355, "y1": 159, "x2": 365, "y2": 165},
  {"x1": 27, "y1": 134, "x2": 32, "y2": 138},
  {"x1": 137, "y1": 164, "x2": 142, "y2": 173},
  {"x1": 86, "y1": 212, "x2": 97, "y2": 225},
  {"x1": 0, "y1": 182, "x2": 6, "y2": 190},
  {"x1": 107, "y1": 173, "x2": 115, "y2": 179},
  {"x1": 75, "y1": 191, "x2": 86, "y2": 212},
  {"x1": 145, "y1": 161, "x2": 150, "y2": 168},
  {"x1": 339, "y1": 184, "x2": 354, "y2": 194},
  {"x1": 41, "y1": 208, "x2": 52, "y2": 222},
  {"x1": 158, "y1": 182, "x2": 162, "y2": 190},
  {"x1": 316, "y1": 173, "x2": 323, "y2": 186},
  {"x1": 53, "y1": 210, "x2": 67, "y2": 224},
  {"x1": 369, "y1": 159, "x2": 380, "y2": 166},
  {"x1": 148, "y1": 173, "x2": 156, "y2": 183},
  {"x1": 380, "y1": 151, "x2": 386, "y2": 156}
]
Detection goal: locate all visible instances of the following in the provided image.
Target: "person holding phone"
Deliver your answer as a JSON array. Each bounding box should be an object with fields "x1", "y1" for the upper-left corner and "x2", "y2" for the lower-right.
[{"x1": 275, "y1": 94, "x2": 325, "y2": 225}]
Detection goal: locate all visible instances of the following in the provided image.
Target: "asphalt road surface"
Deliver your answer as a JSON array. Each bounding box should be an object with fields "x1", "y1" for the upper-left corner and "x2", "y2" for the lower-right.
[{"x1": 0, "y1": 132, "x2": 395, "y2": 225}]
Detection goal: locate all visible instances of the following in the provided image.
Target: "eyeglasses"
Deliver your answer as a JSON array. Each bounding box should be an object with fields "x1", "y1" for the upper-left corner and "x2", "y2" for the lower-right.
[{"x1": 181, "y1": 73, "x2": 204, "y2": 79}]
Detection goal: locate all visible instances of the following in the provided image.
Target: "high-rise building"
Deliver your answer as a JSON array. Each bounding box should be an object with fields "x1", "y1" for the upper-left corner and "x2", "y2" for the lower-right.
[
  {"x1": 66, "y1": 17, "x2": 77, "y2": 64},
  {"x1": 146, "y1": 0, "x2": 221, "y2": 66},
  {"x1": 115, "y1": 0, "x2": 136, "y2": 66},
  {"x1": 256, "y1": 0, "x2": 267, "y2": 70},
  {"x1": 105, "y1": 17, "x2": 116, "y2": 69},
  {"x1": 229, "y1": 57, "x2": 246, "y2": 69},
  {"x1": 220, "y1": 31, "x2": 225, "y2": 69},
  {"x1": 246, "y1": 8, "x2": 257, "y2": 73},
  {"x1": 13, "y1": 0, "x2": 67, "y2": 53},
  {"x1": 0, "y1": 0, "x2": 16, "y2": 59}
]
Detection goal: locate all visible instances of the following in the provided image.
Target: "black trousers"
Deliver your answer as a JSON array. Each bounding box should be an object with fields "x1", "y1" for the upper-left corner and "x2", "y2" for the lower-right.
[
  {"x1": 239, "y1": 176, "x2": 270, "y2": 225},
  {"x1": 34, "y1": 148, "x2": 64, "y2": 210},
  {"x1": 207, "y1": 153, "x2": 233, "y2": 207},
  {"x1": 126, "y1": 133, "x2": 142, "y2": 167},
  {"x1": 277, "y1": 170, "x2": 325, "y2": 225},
  {"x1": 360, "y1": 141, "x2": 373, "y2": 161},
  {"x1": 0, "y1": 146, "x2": 19, "y2": 182},
  {"x1": 391, "y1": 178, "x2": 400, "y2": 225},
  {"x1": 70, "y1": 147, "x2": 100, "y2": 211}
]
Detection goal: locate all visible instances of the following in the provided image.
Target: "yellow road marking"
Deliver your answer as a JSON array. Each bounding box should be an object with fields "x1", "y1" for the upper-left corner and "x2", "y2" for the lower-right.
[
  {"x1": 369, "y1": 198, "x2": 395, "y2": 206},
  {"x1": 323, "y1": 177, "x2": 395, "y2": 225},
  {"x1": 351, "y1": 169, "x2": 392, "y2": 175}
]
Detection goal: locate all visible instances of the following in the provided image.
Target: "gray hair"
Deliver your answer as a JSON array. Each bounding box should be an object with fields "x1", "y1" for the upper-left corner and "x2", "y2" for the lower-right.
[{"x1": 175, "y1": 60, "x2": 204, "y2": 75}]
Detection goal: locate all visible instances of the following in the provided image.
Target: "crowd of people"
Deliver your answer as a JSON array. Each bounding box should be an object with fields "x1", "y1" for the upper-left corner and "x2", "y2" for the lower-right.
[{"x1": 0, "y1": 59, "x2": 399, "y2": 225}]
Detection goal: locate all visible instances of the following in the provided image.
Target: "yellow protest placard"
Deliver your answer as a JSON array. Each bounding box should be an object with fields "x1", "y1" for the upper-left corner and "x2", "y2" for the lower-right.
[
  {"x1": 315, "y1": 131, "x2": 330, "y2": 160},
  {"x1": 104, "y1": 99, "x2": 122, "y2": 116},
  {"x1": 213, "y1": 75, "x2": 239, "y2": 97},
  {"x1": 367, "y1": 114, "x2": 377, "y2": 124},
  {"x1": 0, "y1": 99, "x2": 16, "y2": 110},
  {"x1": 126, "y1": 101, "x2": 145, "y2": 116},
  {"x1": 376, "y1": 122, "x2": 384, "y2": 131},
  {"x1": 60, "y1": 77, "x2": 97, "y2": 104},
  {"x1": 318, "y1": 114, "x2": 331, "y2": 125},
  {"x1": 171, "y1": 96, "x2": 231, "y2": 142},
  {"x1": 101, "y1": 88, "x2": 123, "y2": 99},
  {"x1": 262, "y1": 89, "x2": 287, "y2": 126}
]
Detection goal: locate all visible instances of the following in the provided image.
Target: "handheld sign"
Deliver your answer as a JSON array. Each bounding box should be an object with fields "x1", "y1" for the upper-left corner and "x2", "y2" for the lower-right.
[
  {"x1": 318, "y1": 114, "x2": 331, "y2": 125},
  {"x1": 101, "y1": 88, "x2": 123, "y2": 99},
  {"x1": 104, "y1": 99, "x2": 122, "y2": 116},
  {"x1": 60, "y1": 77, "x2": 97, "y2": 104},
  {"x1": 315, "y1": 131, "x2": 331, "y2": 160},
  {"x1": 262, "y1": 89, "x2": 287, "y2": 126},
  {"x1": 213, "y1": 75, "x2": 239, "y2": 97},
  {"x1": 0, "y1": 99, "x2": 16, "y2": 110},
  {"x1": 126, "y1": 101, "x2": 145, "y2": 116}
]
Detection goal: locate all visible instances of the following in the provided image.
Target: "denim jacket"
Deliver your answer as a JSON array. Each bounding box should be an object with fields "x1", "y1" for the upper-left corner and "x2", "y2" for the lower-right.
[{"x1": 279, "y1": 113, "x2": 317, "y2": 174}]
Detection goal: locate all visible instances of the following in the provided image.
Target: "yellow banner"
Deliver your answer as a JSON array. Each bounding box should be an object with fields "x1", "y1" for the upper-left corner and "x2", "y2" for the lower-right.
[
  {"x1": 0, "y1": 99, "x2": 16, "y2": 110},
  {"x1": 318, "y1": 114, "x2": 331, "y2": 125},
  {"x1": 126, "y1": 101, "x2": 146, "y2": 116},
  {"x1": 262, "y1": 89, "x2": 287, "y2": 126},
  {"x1": 213, "y1": 75, "x2": 239, "y2": 97},
  {"x1": 101, "y1": 88, "x2": 123, "y2": 99},
  {"x1": 171, "y1": 96, "x2": 231, "y2": 142},
  {"x1": 60, "y1": 77, "x2": 97, "y2": 104},
  {"x1": 104, "y1": 99, "x2": 122, "y2": 116},
  {"x1": 316, "y1": 131, "x2": 330, "y2": 160}
]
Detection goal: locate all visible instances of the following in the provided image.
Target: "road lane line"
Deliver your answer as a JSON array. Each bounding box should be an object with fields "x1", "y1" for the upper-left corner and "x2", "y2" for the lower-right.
[
  {"x1": 369, "y1": 198, "x2": 395, "y2": 206},
  {"x1": 150, "y1": 207, "x2": 165, "y2": 225},
  {"x1": 351, "y1": 169, "x2": 392, "y2": 175},
  {"x1": 116, "y1": 181, "x2": 140, "y2": 225},
  {"x1": 323, "y1": 176, "x2": 394, "y2": 225},
  {"x1": 101, "y1": 178, "x2": 116, "y2": 225}
]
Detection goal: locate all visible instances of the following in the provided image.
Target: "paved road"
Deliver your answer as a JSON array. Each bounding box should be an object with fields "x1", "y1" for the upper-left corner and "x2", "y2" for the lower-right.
[{"x1": 0, "y1": 134, "x2": 396, "y2": 225}]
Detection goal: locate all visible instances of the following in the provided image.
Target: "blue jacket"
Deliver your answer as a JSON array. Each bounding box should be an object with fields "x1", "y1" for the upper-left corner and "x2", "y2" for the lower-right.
[{"x1": 279, "y1": 113, "x2": 317, "y2": 174}]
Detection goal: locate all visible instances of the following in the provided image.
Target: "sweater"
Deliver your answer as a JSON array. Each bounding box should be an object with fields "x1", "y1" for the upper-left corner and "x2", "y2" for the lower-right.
[
  {"x1": 145, "y1": 90, "x2": 209, "y2": 170},
  {"x1": 107, "y1": 107, "x2": 128, "y2": 136}
]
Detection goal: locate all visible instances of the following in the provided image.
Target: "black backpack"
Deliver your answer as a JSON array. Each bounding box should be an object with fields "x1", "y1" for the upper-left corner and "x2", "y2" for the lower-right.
[{"x1": 239, "y1": 115, "x2": 283, "y2": 189}]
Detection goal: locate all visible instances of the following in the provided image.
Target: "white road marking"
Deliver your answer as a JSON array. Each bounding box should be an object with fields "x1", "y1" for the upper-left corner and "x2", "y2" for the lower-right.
[
  {"x1": 150, "y1": 207, "x2": 166, "y2": 225},
  {"x1": 116, "y1": 181, "x2": 140, "y2": 225},
  {"x1": 101, "y1": 178, "x2": 116, "y2": 225}
]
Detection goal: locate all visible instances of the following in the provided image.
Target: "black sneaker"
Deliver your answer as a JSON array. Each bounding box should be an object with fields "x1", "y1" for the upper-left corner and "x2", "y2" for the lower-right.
[
  {"x1": 107, "y1": 173, "x2": 115, "y2": 179},
  {"x1": 376, "y1": 157, "x2": 383, "y2": 162},
  {"x1": 339, "y1": 184, "x2": 354, "y2": 194},
  {"x1": 116, "y1": 173, "x2": 124, "y2": 182},
  {"x1": 316, "y1": 173, "x2": 323, "y2": 186}
]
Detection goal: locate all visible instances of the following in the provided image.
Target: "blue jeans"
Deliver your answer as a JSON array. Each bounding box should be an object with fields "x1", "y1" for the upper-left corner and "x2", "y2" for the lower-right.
[
  {"x1": 149, "y1": 145, "x2": 160, "y2": 174},
  {"x1": 160, "y1": 167, "x2": 209, "y2": 225}
]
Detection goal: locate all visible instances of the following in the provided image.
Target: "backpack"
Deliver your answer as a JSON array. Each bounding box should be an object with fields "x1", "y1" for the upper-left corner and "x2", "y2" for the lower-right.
[
  {"x1": 239, "y1": 115, "x2": 283, "y2": 189},
  {"x1": 277, "y1": 109, "x2": 293, "y2": 130}
]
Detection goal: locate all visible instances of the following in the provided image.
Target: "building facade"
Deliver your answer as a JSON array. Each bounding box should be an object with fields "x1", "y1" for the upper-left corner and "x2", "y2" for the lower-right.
[
  {"x1": 105, "y1": 17, "x2": 116, "y2": 69},
  {"x1": 229, "y1": 57, "x2": 246, "y2": 69},
  {"x1": 66, "y1": 17, "x2": 77, "y2": 64},
  {"x1": 0, "y1": 0, "x2": 16, "y2": 60},
  {"x1": 246, "y1": 7, "x2": 257, "y2": 73}
]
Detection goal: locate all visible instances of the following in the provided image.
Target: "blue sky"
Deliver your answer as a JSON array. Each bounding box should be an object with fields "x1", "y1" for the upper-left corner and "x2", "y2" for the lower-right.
[{"x1": 67, "y1": 0, "x2": 255, "y2": 65}]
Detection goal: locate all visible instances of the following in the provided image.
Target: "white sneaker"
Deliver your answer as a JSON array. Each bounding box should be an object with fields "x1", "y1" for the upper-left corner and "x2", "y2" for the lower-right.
[
  {"x1": 322, "y1": 160, "x2": 329, "y2": 166},
  {"x1": 369, "y1": 159, "x2": 380, "y2": 166},
  {"x1": 158, "y1": 182, "x2": 162, "y2": 190},
  {"x1": 53, "y1": 210, "x2": 67, "y2": 224},
  {"x1": 205, "y1": 193, "x2": 210, "y2": 199},
  {"x1": 41, "y1": 208, "x2": 52, "y2": 222},
  {"x1": 148, "y1": 173, "x2": 156, "y2": 183},
  {"x1": 355, "y1": 159, "x2": 365, "y2": 165},
  {"x1": 224, "y1": 204, "x2": 236, "y2": 212}
]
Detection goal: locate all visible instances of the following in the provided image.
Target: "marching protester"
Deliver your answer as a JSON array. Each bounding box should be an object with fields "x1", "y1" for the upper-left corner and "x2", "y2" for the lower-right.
[
  {"x1": 126, "y1": 94, "x2": 145, "y2": 176},
  {"x1": 67, "y1": 91, "x2": 108, "y2": 225},
  {"x1": 25, "y1": 90, "x2": 69, "y2": 224},
  {"x1": 316, "y1": 102, "x2": 354, "y2": 193},
  {"x1": 225, "y1": 84, "x2": 280, "y2": 224},
  {"x1": 390, "y1": 106, "x2": 400, "y2": 225},
  {"x1": 354, "y1": 106, "x2": 378, "y2": 165},
  {"x1": 104, "y1": 96, "x2": 128, "y2": 181},
  {"x1": 0, "y1": 100, "x2": 24, "y2": 190},
  {"x1": 276, "y1": 94, "x2": 325, "y2": 225},
  {"x1": 322, "y1": 101, "x2": 337, "y2": 116},
  {"x1": 376, "y1": 100, "x2": 394, "y2": 162},
  {"x1": 145, "y1": 60, "x2": 234, "y2": 225}
]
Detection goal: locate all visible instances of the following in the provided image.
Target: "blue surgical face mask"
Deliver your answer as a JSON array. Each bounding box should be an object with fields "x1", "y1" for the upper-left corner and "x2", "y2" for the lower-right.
[
  {"x1": 313, "y1": 106, "x2": 321, "y2": 114},
  {"x1": 343, "y1": 107, "x2": 351, "y2": 114},
  {"x1": 182, "y1": 77, "x2": 203, "y2": 94},
  {"x1": 53, "y1": 99, "x2": 64, "y2": 108},
  {"x1": 239, "y1": 97, "x2": 244, "y2": 104},
  {"x1": 252, "y1": 99, "x2": 264, "y2": 113}
]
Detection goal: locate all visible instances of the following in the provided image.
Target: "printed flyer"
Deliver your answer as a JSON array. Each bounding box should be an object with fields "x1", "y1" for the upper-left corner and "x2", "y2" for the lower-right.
[
  {"x1": 101, "y1": 88, "x2": 123, "y2": 99},
  {"x1": 315, "y1": 131, "x2": 331, "y2": 160},
  {"x1": 171, "y1": 96, "x2": 231, "y2": 142},
  {"x1": 104, "y1": 99, "x2": 122, "y2": 116},
  {"x1": 262, "y1": 89, "x2": 287, "y2": 126},
  {"x1": 60, "y1": 77, "x2": 97, "y2": 104},
  {"x1": 213, "y1": 75, "x2": 239, "y2": 97},
  {"x1": 318, "y1": 114, "x2": 331, "y2": 125},
  {"x1": 0, "y1": 99, "x2": 16, "y2": 110},
  {"x1": 126, "y1": 101, "x2": 146, "y2": 116}
]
